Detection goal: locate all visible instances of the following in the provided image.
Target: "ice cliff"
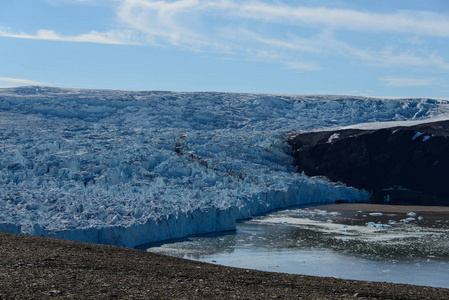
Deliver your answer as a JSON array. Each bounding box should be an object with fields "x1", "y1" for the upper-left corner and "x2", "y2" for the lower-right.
[{"x1": 1, "y1": 86, "x2": 448, "y2": 248}]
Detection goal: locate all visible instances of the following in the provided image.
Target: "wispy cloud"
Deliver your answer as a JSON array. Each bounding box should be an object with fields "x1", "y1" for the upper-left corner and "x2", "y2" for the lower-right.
[
  {"x1": 44, "y1": 0, "x2": 111, "y2": 5},
  {"x1": 0, "y1": 77, "x2": 46, "y2": 87},
  {"x1": 0, "y1": 27, "x2": 138, "y2": 45},
  {"x1": 2, "y1": 0, "x2": 449, "y2": 72},
  {"x1": 230, "y1": 4, "x2": 449, "y2": 37},
  {"x1": 115, "y1": 0, "x2": 449, "y2": 42},
  {"x1": 379, "y1": 76, "x2": 437, "y2": 87},
  {"x1": 231, "y1": 29, "x2": 449, "y2": 71},
  {"x1": 114, "y1": 0, "x2": 449, "y2": 70},
  {"x1": 344, "y1": 47, "x2": 449, "y2": 72}
]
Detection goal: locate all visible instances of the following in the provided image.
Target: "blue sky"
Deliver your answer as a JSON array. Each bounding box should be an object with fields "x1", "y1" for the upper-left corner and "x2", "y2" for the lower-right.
[{"x1": 0, "y1": 0, "x2": 448, "y2": 97}]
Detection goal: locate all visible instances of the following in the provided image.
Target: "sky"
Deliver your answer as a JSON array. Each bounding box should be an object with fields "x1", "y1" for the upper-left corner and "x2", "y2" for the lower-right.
[{"x1": 0, "y1": 0, "x2": 448, "y2": 98}]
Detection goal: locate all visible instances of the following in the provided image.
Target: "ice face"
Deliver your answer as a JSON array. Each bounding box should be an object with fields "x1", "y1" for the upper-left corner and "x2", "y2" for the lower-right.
[{"x1": 1, "y1": 86, "x2": 448, "y2": 248}]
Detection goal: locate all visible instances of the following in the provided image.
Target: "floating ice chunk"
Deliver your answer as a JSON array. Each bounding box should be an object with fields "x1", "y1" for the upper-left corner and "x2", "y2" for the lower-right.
[
  {"x1": 407, "y1": 212, "x2": 417, "y2": 217},
  {"x1": 401, "y1": 217, "x2": 416, "y2": 222},
  {"x1": 378, "y1": 224, "x2": 391, "y2": 228},
  {"x1": 369, "y1": 212, "x2": 383, "y2": 216},
  {"x1": 418, "y1": 216, "x2": 424, "y2": 221},
  {"x1": 412, "y1": 132, "x2": 423, "y2": 140},
  {"x1": 326, "y1": 219, "x2": 333, "y2": 223},
  {"x1": 422, "y1": 135, "x2": 430, "y2": 141},
  {"x1": 380, "y1": 224, "x2": 390, "y2": 228},
  {"x1": 366, "y1": 222, "x2": 391, "y2": 228}
]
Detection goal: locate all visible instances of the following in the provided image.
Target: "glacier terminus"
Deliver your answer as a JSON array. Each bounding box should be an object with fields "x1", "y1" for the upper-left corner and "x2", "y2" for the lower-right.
[{"x1": 1, "y1": 86, "x2": 448, "y2": 248}]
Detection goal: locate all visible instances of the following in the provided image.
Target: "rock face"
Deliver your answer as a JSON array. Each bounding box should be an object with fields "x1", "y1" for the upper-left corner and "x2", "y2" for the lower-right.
[{"x1": 288, "y1": 120, "x2": 449, "y2": 205}]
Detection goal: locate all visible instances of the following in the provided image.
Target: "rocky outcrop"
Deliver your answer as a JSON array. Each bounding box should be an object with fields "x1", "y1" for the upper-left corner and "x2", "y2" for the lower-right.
[{"x1": 288, "y1": 120, "x2": 449, "y2": 205}]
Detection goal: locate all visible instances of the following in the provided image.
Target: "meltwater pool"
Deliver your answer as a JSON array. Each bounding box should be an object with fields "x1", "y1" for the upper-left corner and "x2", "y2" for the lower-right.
[{"x1": 140, "y1": 204, "x2": 449, "y2": 288}]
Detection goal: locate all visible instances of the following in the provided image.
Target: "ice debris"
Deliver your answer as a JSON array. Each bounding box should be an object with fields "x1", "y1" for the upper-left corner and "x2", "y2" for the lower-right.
[
  {"x1": 401, "y1": 218, "x2": 416, "y2": 223},
  {"x1": 366, "y1": 222, "x2": 391, "y2": 228}
]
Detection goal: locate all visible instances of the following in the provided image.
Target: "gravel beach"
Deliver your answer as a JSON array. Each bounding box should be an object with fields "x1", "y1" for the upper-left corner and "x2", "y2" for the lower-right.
[{"x1": 1, "y1": 232, "x2": 448, "y2": 299}]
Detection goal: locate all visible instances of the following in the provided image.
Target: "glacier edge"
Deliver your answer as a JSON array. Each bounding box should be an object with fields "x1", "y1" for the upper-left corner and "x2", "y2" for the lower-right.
[
  {"x1": 28, "y1": 178, "x2": 369, "y2": 248},
  {"x1": 2, "y1": 86, "x2": 448, "y2": 248}
]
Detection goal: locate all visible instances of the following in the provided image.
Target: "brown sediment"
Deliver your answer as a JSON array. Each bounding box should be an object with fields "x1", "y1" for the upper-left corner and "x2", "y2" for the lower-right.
[{"x1": 1, "y1": 232, "x2": 448, "y2": 299}]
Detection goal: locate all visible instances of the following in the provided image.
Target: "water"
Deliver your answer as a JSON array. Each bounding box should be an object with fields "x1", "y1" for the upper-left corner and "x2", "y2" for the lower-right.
[{"x1": 140, "y1": 204, "x2": 449, "y2": 288}]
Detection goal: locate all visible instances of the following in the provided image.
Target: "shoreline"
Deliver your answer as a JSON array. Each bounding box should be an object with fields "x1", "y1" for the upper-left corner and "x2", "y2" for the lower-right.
[
  {"x1": 1, "y1": 232, "x2": 448, "y2": 299},
  {"x1": 315, "y1": 203, "x2": 449, "y2": 213}
]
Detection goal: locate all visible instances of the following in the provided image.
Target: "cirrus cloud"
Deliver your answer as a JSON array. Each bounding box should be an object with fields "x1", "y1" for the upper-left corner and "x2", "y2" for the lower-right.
[
  {"x1": 379, "y1": 76, "x2": 438, "y2": 87},
  {"x1": 0, "y1": 77, "x2": 46, "y2": 87},
  {"x1": 1, "y1": 0, "x2": 449, "y2": 72},
  {"x1": 117, "y1": 0, "x2": 449, "y2": 38},
  {"x1": 0, "y1": 27, "x2": 139, "y2": 45},
  {"x1": 114, "y1": 0, "x2": 449, "y2": 70}
]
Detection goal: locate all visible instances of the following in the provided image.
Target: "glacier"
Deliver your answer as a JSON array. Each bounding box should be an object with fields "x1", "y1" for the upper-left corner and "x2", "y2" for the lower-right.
[{"x1": 1, "y1": 86, "x2": 448, "y2": 248}]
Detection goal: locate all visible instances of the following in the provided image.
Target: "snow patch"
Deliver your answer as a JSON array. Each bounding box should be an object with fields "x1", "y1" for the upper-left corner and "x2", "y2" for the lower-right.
[
  {"x1": 327, "y1": 133, "x2": 340, "y2": 143},
  {"x1": 412, "y1": 132, "x2": 423, "y2": 140}
]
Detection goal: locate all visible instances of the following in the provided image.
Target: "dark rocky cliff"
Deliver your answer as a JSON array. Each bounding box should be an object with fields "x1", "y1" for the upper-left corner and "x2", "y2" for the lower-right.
[{"x1": 288, "y1": 120, "x2": 449, "y2": 205}]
